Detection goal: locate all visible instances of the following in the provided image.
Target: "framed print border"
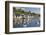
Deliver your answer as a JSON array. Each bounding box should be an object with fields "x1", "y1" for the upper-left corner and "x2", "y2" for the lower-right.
[{"x1": 5, "y1": 1, "x2": 45, "y2": 34}]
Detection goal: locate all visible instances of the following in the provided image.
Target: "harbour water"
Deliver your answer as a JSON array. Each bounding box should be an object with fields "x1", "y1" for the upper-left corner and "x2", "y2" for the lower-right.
[{"x1": 13, "y1": 15, "x2": 40, "y2": 28}]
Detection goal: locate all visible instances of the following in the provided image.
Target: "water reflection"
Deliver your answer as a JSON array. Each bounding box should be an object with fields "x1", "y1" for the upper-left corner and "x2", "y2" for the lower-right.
[{"x1": 13, "y1": 15, "x2": 40, "y2": 28}]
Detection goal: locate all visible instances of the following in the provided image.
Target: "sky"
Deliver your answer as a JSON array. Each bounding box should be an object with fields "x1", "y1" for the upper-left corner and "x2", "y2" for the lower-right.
[{"x1": 16, "y1": 7, "x2": 40, "y2": 14}]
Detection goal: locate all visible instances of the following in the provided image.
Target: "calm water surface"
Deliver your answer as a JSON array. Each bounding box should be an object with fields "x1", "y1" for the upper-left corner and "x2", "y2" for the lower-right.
[{"x1": 13, "y1": 16, "x2": 40, "y2": 28}]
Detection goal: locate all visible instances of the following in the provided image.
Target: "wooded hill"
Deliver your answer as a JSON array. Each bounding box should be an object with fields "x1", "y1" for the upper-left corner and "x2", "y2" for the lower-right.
[{"x1": 13, "y1": 7, "x2": 40, "y2": 16}]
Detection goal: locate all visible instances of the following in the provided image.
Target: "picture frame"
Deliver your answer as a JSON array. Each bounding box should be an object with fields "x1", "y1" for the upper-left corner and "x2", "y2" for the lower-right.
[{"x1": 5, "y1": 1, "x2": 45, "y2": 34}]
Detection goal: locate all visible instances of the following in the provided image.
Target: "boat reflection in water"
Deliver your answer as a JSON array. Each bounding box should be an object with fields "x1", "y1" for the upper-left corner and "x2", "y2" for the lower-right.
[{"x1": 13, "y1": 14, "x2": 40, "y2": 28}]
